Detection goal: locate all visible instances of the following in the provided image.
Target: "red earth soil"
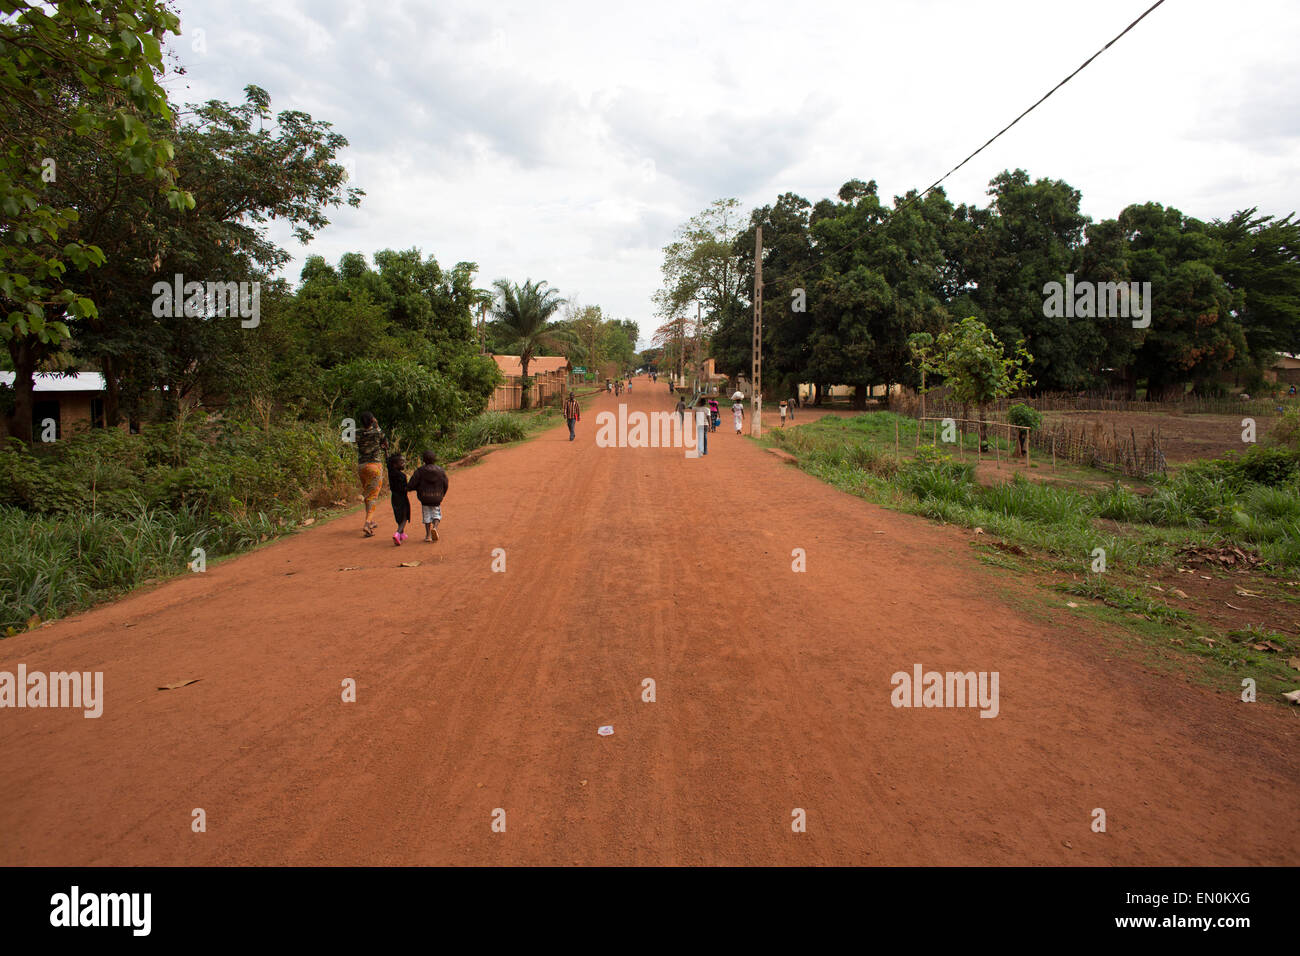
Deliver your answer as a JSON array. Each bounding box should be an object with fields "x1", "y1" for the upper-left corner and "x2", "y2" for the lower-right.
[{"x1": 1, "y1": 378, "x2": 1297, "y2": 865}]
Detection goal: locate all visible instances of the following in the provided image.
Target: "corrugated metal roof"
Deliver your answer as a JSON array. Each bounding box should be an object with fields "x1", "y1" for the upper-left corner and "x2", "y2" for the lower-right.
[{"x1": 0, "y1": 372, "x2": 106, "y2": 393}]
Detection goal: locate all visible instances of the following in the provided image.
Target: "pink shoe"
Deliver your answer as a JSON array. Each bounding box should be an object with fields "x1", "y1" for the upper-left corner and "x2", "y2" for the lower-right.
[
  {"x1": 399, "y1": 532, "x2": 408, "y2": 541},
  {"x1": 393, "y1": 532, "x2": 402, "y2": 546}
]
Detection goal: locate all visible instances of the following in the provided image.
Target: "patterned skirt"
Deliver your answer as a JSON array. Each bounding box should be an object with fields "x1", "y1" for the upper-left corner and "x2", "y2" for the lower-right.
[{"x1": 357, "y1": 462, "x2": 383, "y2": 505}]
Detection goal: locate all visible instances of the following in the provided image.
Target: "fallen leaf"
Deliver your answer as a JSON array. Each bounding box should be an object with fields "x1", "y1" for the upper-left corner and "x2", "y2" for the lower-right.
[
  {"x1": 1062, "y1": 840, "x2": 1073, "y2": 849},
  {"x1": 1225, "y1": 602, "x2": 1244, "y2": 611},
  {"x1": 1262, "y1": 640, "x2": 1284, "y2": 652},
  {"x1": 339, "y1": 566, "x2": 360, "y2": 571},
  {"x1": 1066, "y1": 601, "x2": 1079, "y2": 608},
  {"x1": 1198, "y1": 636, "x2": 1217, "y2": 647},
  {"x1": 973, "y1": 527, "x2": 985, "y2": 535},
  {"x1": 1150, "y1": 585, "x2": 1165, "y2": 592},
  {"x1": 301, "y1": 518, "x2": 315, "y2": 527},
  {"x1": 1282, "y1": 689, "x2": 1300, "y2": 705},
  {"x1": 1235, "y1": 588, "x2": 1262, "y2": 598},
  {"x1": 399, "y1": 561, "x2": 421, "y2": 568},
  {"x1": 158, "y1": 679, "x2": 201, "y2": 691},
  {"x1": 1287, "y1": 657, "x2": 1300, "y2": 672},
  {"x1": 1169, "y1": 588, "x2": 1189, "y2": 598},
  {"x1": 580, "y1": 780, "x2": 587, "y2": 787}
]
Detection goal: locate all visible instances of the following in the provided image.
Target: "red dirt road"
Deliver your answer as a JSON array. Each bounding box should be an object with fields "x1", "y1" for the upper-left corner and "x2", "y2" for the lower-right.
[{"x1": 1, "y1": 378, "x2": 1297, "y2": 865}]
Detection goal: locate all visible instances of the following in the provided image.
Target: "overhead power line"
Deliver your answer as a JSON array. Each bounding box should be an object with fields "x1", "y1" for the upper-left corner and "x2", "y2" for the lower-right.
[{"x1": 777, "y1": 0, "x2": 1168, "y2": 286}]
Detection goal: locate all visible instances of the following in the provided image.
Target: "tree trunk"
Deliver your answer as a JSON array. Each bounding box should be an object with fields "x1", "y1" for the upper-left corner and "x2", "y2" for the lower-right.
[
  {"x1": 6, "y1": 337, "x2": 37, "y2": 443},
  {"x1": 978, "y1": 404, "x2": 988, "y2": 451},
  {"x1": 101, "y1": 354, "x2": 121, "y2": 427},
  {"x1": 520, "y1": 355, "x2": 532, "y2": 410},
  {"x1": 851, "y1": 385, "x2": 868, "y2": 410}
]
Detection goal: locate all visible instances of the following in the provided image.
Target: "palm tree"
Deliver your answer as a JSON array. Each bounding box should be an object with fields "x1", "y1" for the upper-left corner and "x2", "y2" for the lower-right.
[{"x1": 492, "y1": 278, "x2": 573, "y2": 409}]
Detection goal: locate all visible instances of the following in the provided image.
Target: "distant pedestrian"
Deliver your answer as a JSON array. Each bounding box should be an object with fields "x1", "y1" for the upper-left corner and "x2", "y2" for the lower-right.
[
  {"x1": 354, "y1": 411, "x2": 387, "y2": 538},
  {"x1": 387, "y1": 452, "x2": 410, "y2": 545},
  {"x1": 732, "y1": 399, "x2": 744, "y2": 433},
  {"x1": 407, "y1": 450, "x2": 449, "y2": 543},
  {"x1": 779, "y1": 400, "x2": 788, "y2": 427},
  {"x1": 563, "y1": 391, "x2": 581, "y2": 441},
  {"x1": 708, "y1": 398, "x2": 720, "y2": 432},
  {"x1": 694, "y1": 398, "x2": 710, "y2": 455},
  {"x1": 675, "y1": 396, "x2": 687, "y2": 426}
]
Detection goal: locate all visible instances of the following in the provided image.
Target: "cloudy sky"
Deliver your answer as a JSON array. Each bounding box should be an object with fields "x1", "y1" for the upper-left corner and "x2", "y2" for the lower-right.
[{"x1": 167, "y1": 0, "x2": 1299, "y2": 347}]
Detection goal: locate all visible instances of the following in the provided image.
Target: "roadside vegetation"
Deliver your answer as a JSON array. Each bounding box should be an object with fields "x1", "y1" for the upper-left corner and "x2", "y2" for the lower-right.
[{"x1": 764, "y1": 406, "x2": 1300, "y2": 700}]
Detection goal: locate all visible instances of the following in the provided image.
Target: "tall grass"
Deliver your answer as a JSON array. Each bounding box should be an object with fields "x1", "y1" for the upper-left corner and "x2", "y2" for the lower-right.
[
  {"x1": 0, "y1": 499, "x2": 289, "y2": 632},
  {"x1": 764, "y1": 411, "x2": 1300, "y2": 574}
]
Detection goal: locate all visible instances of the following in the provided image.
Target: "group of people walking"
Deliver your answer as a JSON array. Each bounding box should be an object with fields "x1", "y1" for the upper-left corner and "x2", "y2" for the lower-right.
[
  {"x1": 354, "y1": 412, "x2": 449, "y2": 545},
  {"x1": 352, "y1": 377, "x2": 787, "y2": 536}
]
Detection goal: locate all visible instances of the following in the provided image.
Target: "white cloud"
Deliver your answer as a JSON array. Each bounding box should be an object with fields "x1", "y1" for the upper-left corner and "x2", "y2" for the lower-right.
[{"x1": 170, "y1": 0, "x2": 1300, "y2": 348}]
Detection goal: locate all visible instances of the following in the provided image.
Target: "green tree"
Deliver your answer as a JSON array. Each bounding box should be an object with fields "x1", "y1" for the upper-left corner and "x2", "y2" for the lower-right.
[
  {"x1": 491, "y1": 278, "x2": 571, "y2": 408},
  {"x1": 1, "y1": 0, "x2": 195, "y2": 439},
  {"x1": 1211, "y1": 208, "x2": 1300, "y2": 371},
  {"x1": 934, "y1": 316, "x2": 1035, "y2": 447},
  {"x1": 61, "y1": 86, "x2": 360, "y2": 424},
  {"x1": 1121, "y1": 203, "x2": 1239, "y2": 399},
  {"x1": 949, "y1": 170, "x2": 1093, "y2": 392}
]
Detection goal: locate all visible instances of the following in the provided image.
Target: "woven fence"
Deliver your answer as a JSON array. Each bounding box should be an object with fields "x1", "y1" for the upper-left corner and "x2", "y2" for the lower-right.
[
  {"x1": 891, "y1": 391, "x2": 1167, "y2": 478},
  {"x1": 1029, "y1": 420, "x2": 1166, "y2": 478}
]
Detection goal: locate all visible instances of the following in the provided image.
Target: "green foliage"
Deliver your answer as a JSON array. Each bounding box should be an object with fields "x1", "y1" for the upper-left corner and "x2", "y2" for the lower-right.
[
  {"x1": 457, "y1": 412, "x2": 528, "y2": 448},
  {"x1": 1007, "y1": 403, "x2": 1043, "y2": 431},
  {"x1": 765, "y1": 412, "x2": 1300, "y2": 573},
  {"x1": 0, "y1": 414, "x2": 358, "y2": 631},
  {"x1": 1, "y1": 0, "x2": 190, "y2": 356},
  {"x1": 934, "y1": 316, "x2": 1035, "y2": 409},
  {"x1": 326, "y1": 358, "x2": 467, "y2": 452}
]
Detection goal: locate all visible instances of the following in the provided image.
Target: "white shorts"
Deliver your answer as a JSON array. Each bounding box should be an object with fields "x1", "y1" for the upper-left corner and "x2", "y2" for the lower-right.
[{"x1": 421, "y1": 504, "x2": 442, "y2": 523}]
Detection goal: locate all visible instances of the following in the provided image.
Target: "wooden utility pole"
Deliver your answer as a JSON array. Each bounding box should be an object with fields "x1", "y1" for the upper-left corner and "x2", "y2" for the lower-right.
[
  {"x1": 751, "y1": 225, "x2": 763, "y2": 437},
  {"x1": 479, "y1": 303, "x2": 487, "y2": 355},
  {"x1": 694, "y1": 301, "x2": 702, "y2": 393}
]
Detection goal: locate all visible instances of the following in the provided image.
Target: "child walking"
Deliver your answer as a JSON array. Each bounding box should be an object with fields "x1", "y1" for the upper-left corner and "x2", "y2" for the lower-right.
[
  {"x1": 407, "y1": 450, "x2": 449, "y2": 542},
  {"x1": 387, "y1": 452, "x2": 410, "y2": 545}
]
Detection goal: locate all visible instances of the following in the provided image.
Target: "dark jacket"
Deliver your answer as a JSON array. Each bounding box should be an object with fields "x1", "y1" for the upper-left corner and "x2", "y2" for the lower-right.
[
  {"x1": 387, "y1": 463, "x2": 408, "y2": 500},
  {"x1": 407, "y1": 464, "x2": 449, "y2": 506}
]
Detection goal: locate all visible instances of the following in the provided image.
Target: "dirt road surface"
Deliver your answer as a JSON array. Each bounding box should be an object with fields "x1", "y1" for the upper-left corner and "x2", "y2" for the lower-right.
[{"x1": 2, "y1": 378, "x2": 1297, "y2": 865}]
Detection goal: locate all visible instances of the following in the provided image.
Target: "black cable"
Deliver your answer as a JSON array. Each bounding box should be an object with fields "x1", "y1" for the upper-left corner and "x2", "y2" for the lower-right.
[{"x1": 773, "y1": 0, "x2": 1168, "y2": 288}]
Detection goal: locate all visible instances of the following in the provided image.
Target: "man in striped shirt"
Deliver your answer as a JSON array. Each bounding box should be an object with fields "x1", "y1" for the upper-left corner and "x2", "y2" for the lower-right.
[{"x1": 564, "y1": 392, "x2": 581, "y2": 441}]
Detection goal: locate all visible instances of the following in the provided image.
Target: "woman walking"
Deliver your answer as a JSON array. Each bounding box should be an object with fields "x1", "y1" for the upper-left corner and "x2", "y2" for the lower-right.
[{"x1": 355, "y1": 411, "x2": 387, "y2": 537}]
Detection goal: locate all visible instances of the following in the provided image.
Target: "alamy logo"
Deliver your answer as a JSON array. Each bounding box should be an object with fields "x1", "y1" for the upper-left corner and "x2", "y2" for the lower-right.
[
  {"x1": 50, "y1": 886, "x2": 150, "y2": 936},
  {"x1": 151, "y1": 273, "x2": 260, "y2": 328},
  {"x1": 0, "y1": 665, "x2": 103, "y2": 718},
  {"x1": 890, "y1": 664, "x2": 999, "y2": 718},
  {"x1": 1043, "y1": 274, "x2": 1151, "y2": 328},
  {"x1": 594, "y1": 404, "x2": 706, "y2": 458}
]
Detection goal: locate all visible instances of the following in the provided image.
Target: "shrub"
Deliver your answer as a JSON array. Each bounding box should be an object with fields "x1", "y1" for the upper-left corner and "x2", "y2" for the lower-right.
[
  {"x1": 1007, "y1": 403, "x2": 1042, "y2": 431},
  {"x1": 458, "y1": 411, "x2": 528, "y2": 449}
]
